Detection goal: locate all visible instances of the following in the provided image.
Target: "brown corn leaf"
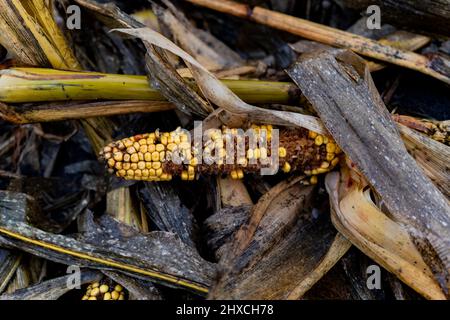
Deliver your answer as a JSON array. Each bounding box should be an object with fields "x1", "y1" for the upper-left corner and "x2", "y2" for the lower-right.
[
  {"x1": 325, "y1": 171, "x2": 446, "y2": 300},
  {"x1": 208, "y1": 177, "x2": 351, "y2": 299},
  {"x1": 287, "y1": 49, "x2": 450, "y2": 294}
]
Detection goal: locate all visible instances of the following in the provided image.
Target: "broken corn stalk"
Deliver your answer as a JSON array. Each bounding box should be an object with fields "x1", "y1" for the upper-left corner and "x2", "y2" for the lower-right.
[
  {"x1": 0, "y1": 68, "x2": 298, "y2": 105},
  {"x1": 100, "y1": 125, "x2": 342, "y2": 183}
]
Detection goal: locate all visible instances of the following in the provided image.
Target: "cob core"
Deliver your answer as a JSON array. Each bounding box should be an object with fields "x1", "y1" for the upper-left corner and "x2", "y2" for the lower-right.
[{"x1": 99, "y1": 125, "x2": 342, "y2": 184}]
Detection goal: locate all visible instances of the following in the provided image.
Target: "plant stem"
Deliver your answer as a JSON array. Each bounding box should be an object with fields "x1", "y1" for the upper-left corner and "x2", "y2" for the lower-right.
[
  {"x1": 186, "y1": 0, "x2": 450, "y2": 84},
  {"x1": 0, "y1": 68, "x2": 299, "y2": 104}
]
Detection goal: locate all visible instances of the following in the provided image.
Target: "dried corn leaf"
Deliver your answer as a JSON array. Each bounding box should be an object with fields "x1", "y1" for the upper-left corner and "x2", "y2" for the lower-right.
[
  {"x1": 0, "y1": 192, "x2": 215, "y2": 294},
  {"x1": 397, "y1": 124, "x2": 450, "y2": 198},
  {"x1": 0, "y1": 249, "x2": 21, "y2": 294},
  {"x1": 209, "y1": 178, "x2": 351, "y2": 299},
  {"x1": 326, "y1": 171, "x2": 446, "y2": 299},
  {"x1": 112, "y1": 27, "x2": 327, "y2": 134},
  {"x1": 138, "y1": 182, "x2": 198, "y2": 247},
  {"x1": 0, "y1": 269, "x2": 101, "y2": 300},
  {"x1": 103, "y1": 271, "x2": 163, "y2": 300},
  {"x1": 0, "y1": 0, "x2": 79, "y2": 70},
  {"x1": 154, "y1": 2, "x2": 244, "y2": 71},
  {"x1": 287, "y1": 49, "x2": 450, "y2": 294},
  {"x1": 204, "y1": 205, "x2": 250, "y2": 260}
]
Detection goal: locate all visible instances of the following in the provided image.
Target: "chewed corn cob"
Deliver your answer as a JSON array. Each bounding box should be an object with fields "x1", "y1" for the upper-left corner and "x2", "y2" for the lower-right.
[
  {"x1": 82, "y1": 280, "x2": 126, "y2": 301},
  {"x1": 99, "y1": 125, "x2": 342, "y2": 184}
]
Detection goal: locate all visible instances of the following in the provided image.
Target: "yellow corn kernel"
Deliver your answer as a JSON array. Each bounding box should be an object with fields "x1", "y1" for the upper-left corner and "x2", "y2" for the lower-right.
[
  {"x1": 181, "y1": 171, "x2": 188, "y2": 180},
  {"x1": 113, "y1": 152, "x2": 123, "y2": 162},
  {"x1": 237, "y1": 169, "x2": 244, "y2": 179},
  {"x1": 230, "y1": 170, "x2": 238, "y2": 179},
  {"x1": 309, "y1": 131, "x2": 318, "y2": 139},
  {"x1": 188, "y1": 165, "x2": 195, "y2": 175},
  {"x1": 144, "y1": 152, "x2": 152, "y2": 162},
  {"x1": 152, "y1": 162, "x2": 161, "y2": 169},
  {"x1": 145, "y1": 162, "x2": 152, "y2": 169},
  {"x1": 111, "y1": 291, "x2": 119, "y2": 300},
  {"x1": 316, "y1": 168, "x2": 329, "y2": 174},
  {"x1": 139, "y1": 145, "x2": 148, "y2": 153},
  {"x1": 127, "y1": 170, "x2": 134, "y2": 176},
  {"x1": 310, "y1": 176, "x2": 318, "y2": 185},
  {"x1": 127, "y1": 146, "x2": 137, "y2": 154},
  {"x1": 115, "y1": 162, "x2": 122, "y2": 170},
  {"x1": 118, "y1": 170, "x2": 126, "y2": 177},
  {"x1": 149, "y1": 169, "x2": 156, "y2": 176},
  {"x1": 326, "y1": 153, "x2": 335, "y2": 161},
  {"x1": 254, "y1": 148, "x2": 260, "y2": 159},
  {"x1": 323, "y1": 137, "x2": 329, "y2": 144},
  {"x1": 156, "y1": 168, "x2": 163, "y2": 176},
  {"x1": 331, "y1": 157, "x2": 340, "y2": 167},
  {"x1": 107, "y1": 159, "x2": 115, "y2": 168},
  {"x1": 159, "y1": 151, "x2": 165, "y2": 161},
  {"x1": 326, "y1": 142, "x2": 335, "y2": 153},
  {"x1": 138, "y1": 152, "x2": 144, "y2": 161},
  {"x1": 130, "y1": 163, "x2": 137, "y2": 170},
  {"x1": 190, "y1": 157, "x2": 199, "y2": 166},
  {"x1": 247, "y1": 149, "x2": 254, "y2": 159},
  {"x1": 135, "y1": 169, "x2": 142, "y2": 177},
  {"x1": 117, "y1": 141, "x2": 125, "y2": 149},
  {"x1": 320, "y1": 161, "x2": 330, "y2": 169},
  {"x1": 156, "y1": 144, "x2": 164, "y2": 152},
  {"x1": 151, "y1": 152, "x2": 159, "y2": 161},
  {"x1": 304, "y1": 170, "x2": 312, "y2": 176},
  {"x1": 123, "y1": 163, "x2": 130, "y2": 170},
  {"x1": 282, "y1": 162, "x2": 291, "y2": 173},
  {"x1": 278, "y1": 147, "x2": 287, "y2": 158},
  {"x1": 314, "y1": 135, "x2": 324, "y2": 146},
  {"x1": 142, "y1": 169, "x2": 149, "y2": 177},
  {"x1": 130, "y1": 154, "x2": 139, "y2": 163},
  {"x1": 104, "y1": 293, "x2": 111, "y2": 300},
  {"x1": 161, "y1": 136, "x2": 168, "y2": 145},
  {"x1": 167, "y1": 143, "x2": 177, "y2": 151},
  {"x1": 148, "y1": 144, "x2": 156, "y2": 152},
  {"x1": 124, "y1": 140, "x2": 133, "y2": 148},
  {"x1": 188, "y1": 173, "x2": 195, "y2": 181},
  {"x1": 137, "y1": 161, "x2": 145, "y2": 170}
]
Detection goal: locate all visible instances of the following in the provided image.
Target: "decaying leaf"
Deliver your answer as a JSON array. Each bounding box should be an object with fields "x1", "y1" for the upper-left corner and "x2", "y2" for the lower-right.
[
  {"x1": 0, "y1": 269, "x2": 101, "y2": 300},
  {"x1": 208, "y1": 177, "x2": 351, "y2": 299},
  {"x1": 0, "y1": 191, "x2": 215, "y2": 295},
  {"x1": 287, "y1": 49, "x2": 450, "y2": 294},
  {"x1": 325, "y1": 170, "x2": 446, "y2": 299}
]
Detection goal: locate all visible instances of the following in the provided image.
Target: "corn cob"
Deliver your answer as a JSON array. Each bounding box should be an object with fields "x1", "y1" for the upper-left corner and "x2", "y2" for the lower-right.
[
  {"x1": 99, "y1": 125, "x2": 342, "y2": 184},
  {"x1": 82, "y1": 280, "x2": 126, "y2": 301}
]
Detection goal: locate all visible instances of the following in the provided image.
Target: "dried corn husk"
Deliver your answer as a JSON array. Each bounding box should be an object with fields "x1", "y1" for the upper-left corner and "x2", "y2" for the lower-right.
[{"x1": 325, "y1": 170, "x2": 446, "y2": 299}]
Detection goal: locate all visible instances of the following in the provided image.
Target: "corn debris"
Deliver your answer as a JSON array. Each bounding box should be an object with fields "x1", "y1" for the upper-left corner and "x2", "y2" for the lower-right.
[
  {"x1": 82, "y1": 280, "x2": 126, "y2": 301},
  {"x1": 100, "y1": 125, "x2": 342, "y2": 183}
]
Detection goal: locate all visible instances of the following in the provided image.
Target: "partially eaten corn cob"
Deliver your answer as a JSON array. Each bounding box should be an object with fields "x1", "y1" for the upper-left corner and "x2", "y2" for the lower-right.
[
  {"x1": 99, "y1": 125, "x2": 342, "y2": 184},
  {"x1": 82, "y1": 280, "x2": 126, "y2": 301}
]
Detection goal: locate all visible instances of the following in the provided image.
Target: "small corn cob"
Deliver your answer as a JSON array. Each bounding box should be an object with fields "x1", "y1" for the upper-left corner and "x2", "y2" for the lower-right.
[
  {"x1": 82, "y1": 280, "x2": 126, "y2": 301},
  {"x1": 99, "y1": 125, "x2": 342, "y2": 185}
]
